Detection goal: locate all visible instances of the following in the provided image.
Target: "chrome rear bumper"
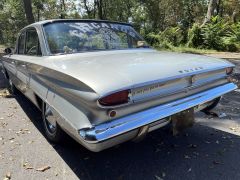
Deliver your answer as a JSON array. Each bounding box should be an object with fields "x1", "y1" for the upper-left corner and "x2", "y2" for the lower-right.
[{"x1": 79, "y1": 83, "x2": 237, "y2": 151}]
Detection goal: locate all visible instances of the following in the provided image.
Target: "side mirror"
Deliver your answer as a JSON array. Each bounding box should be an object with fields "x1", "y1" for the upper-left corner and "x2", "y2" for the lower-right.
[{"x1": 4, "y1": 48, "x2": 12, "y2": 55}]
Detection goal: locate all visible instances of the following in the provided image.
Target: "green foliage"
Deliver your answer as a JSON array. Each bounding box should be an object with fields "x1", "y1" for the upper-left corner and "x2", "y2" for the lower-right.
[
  {"x1": 201, "y1": 17, "x2": 229, "y2": 51},
  {"x1": 146, "y1": 16, "x2": 240, "y2": 52},
  {"x1": 146, "y1": 27, "x2": 185, "y2": 50},
  {"x1": 187, "y1": 23, "x2": 203, "y2": 48},
  {"x1": 0, "y1": 0, "x2": 239, "y2": 52},
  {"x1": 224, "y1": 22, "x2": 240, "y2": 51},
  {"x1": 200, "y1": 16, "x2": 239, "y2": 52},
  {"x1": 0, "y1": 0, "x2": 27, "y2": 45}
]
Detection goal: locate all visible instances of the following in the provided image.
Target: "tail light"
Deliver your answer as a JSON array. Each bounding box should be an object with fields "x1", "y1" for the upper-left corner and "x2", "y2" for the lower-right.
[
  {"x1": 226, "y1": 67, "x2": 234, "y2": 75},
  {"x1": 99, "y1": 90, "x2": 130, "y2": 106}
]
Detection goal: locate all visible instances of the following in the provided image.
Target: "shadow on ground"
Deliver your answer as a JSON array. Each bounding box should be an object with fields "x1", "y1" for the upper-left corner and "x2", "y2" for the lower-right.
[{"x1": 13, "y1": 90, "x2": 240, "y2": 180}]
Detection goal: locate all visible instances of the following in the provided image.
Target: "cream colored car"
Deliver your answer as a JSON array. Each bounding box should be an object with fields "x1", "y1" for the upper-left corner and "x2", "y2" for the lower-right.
[{"x1": 0, "y1": 19, "x2": 237, "y2": 152}]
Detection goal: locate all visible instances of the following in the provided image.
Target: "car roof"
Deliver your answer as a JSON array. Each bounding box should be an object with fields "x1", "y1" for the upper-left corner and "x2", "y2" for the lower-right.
[{"x1": 24, "y1": 19, "x2": 132, "y2": 29}]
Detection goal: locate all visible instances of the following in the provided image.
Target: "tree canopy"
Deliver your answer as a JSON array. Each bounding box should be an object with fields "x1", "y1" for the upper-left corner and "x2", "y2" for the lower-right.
[{"x1": 0, "y1": 0, "x2": 239, "y2": 51}]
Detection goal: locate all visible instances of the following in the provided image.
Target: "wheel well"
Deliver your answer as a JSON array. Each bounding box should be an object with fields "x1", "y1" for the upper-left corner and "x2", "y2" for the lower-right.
[
  {"x1": 34, "y1": 94, "x2": 43, "y2": 110},
  {"x1": 3, "y1": 69, "x2": 9, "y2": 79}
]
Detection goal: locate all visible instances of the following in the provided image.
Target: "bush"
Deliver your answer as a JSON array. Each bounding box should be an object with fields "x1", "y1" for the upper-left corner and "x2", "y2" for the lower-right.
[
  {"x1": 158, "y1": 27, "x2": 184, "y2": 46},
  {"x1": 187, "y1": 23, "x2": 204, "y2": 48},
  {"x1": 145, "y1": 27, "x2": 185, "y2": 49},
  {"x1": 145, "y1": 16, "x2": 240, "y2": 52},
  {"x1": 225, "y1": 22, "x2": 240, "y2": 51},
  {"x1": 200, "y1": 16, "x2": 239, "y2": 52},
  {"x1": 200, "y1": 17, "x2": 228, "y2": 50},
  {"x1": 145, "y1": 32, "x2": 161, "y2": 47}
]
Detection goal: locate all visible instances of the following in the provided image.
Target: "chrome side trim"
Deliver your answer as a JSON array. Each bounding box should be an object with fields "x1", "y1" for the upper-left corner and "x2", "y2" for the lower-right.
[{"x1": 79, "y1": 83, "x2": 237, "y2": 143}]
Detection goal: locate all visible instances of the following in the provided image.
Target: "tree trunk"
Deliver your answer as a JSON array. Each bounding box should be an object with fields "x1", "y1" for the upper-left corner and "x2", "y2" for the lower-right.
[
  {"x1": 232, "y1": 10, "x2": 238, "y2": 23},
  {"x1": 60, "y1": 0, "x2": 66, "y2": 19},
  {"x1": 97, "y1": 0, "x2": 103, "y2": 19},
  {"x1": 202, "y1": 0, "x2": 218, "y2": 26},
  {"x1": 22, "y1": 0, "x2": 35, "y2": 24},
  {"x1": 83, "y1": 0, "x2": 91, "y2": 18},
  {"x1": 216, "y1": 0, "x2": 221, "y2": 16}
]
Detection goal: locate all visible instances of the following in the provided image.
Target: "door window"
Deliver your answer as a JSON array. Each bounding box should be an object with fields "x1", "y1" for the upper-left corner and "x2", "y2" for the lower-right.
[
  {"x1": 25, "y1": 29, "x2": 42, "y2": 56},
  {"x1": 18, "y1": 32, "x2": 25, "y2": 54}
]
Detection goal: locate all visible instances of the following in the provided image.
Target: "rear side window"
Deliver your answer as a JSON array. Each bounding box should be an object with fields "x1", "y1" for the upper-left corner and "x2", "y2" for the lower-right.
[
  {"x1": 25, "y1": 29, "x2": 42, "y2": 56},
  {"x1": 18, "y1": 32, "x2": 25, "y2": 54}
]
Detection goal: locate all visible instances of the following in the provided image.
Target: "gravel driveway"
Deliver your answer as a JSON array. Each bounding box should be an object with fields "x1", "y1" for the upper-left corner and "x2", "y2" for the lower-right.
[{"x1": 1, "y1": 60, "x2": 240, "y2": 180}]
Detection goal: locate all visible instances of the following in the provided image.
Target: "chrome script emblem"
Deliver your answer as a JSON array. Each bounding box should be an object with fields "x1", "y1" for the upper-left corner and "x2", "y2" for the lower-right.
[{"x1": 179, "y1": 67, "x2": 204, "y2": 74}]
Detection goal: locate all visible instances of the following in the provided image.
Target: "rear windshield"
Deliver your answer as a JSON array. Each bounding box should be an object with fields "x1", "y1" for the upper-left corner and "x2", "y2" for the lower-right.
[{"x1": 43, "y1": 21, "x2": 147, "y2": 54}]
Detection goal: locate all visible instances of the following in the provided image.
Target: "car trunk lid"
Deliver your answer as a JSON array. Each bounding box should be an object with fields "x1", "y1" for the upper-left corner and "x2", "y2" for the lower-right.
[{"x1": 49, "y1": 49, "x2": 233, "y2": 97}]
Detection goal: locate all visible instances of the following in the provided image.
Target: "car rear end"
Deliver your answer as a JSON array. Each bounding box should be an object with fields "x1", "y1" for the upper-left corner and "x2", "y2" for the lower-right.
[{"x1": 78, "y1": 66, "x2": 237, "y2": 152}]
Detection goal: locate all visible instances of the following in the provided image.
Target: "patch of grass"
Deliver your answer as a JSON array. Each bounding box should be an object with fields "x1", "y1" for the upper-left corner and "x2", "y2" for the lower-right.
[{"x1": 168, "y1": 46, "x2": 217, "y2": 54}]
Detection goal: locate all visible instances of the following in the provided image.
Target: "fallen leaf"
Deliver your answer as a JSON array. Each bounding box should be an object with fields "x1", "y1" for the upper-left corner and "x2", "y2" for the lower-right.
[
  {"x1": 184, "y1": 155, "x2": 191, "y2": 159},
  {"x1": 25, "y1": 166, "x2": 34, "y2": 170},
  {"x1": 36, "y1": 165, "x2": 51, "y2": 172},
  {"x1": 188, "y1": 168, "x2": 192, "y2": 172},
  {"x1": 16, "y1": 129, "x2": 30, "y2": 135},
  {"x1": 0, "y1": 90, "x2": 10, "y2": 97},
  {"x1": 216, "y1": 140, "x2": 220, "y2": 144},
  {"x1": 28, "y1": 140, "x2": 34, "y2": 144},
  {"x1": 5, "y1": 172, "x2": 11, "y2": 179},
  {"x1": 7, "y1": 114, "x2": 13, "y2": 117},
  {"x1": 23, "y1": 162, "x2": 29, "y2": 167},
  {"x1": 155, "y1": 175, "x2": 163, "y2": 180}
]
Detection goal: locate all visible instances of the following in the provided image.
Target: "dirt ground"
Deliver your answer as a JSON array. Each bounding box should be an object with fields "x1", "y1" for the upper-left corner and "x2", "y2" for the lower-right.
[
  {"x1": 205, "y1": 52, "x2": 240, "y2": 60},
  {"x1": 0, "y1": 58, "x2": 240, "y2": 180}
]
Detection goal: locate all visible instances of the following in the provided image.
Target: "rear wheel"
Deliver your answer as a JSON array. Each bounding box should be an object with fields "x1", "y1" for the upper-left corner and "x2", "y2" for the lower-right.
[
  {"x1": 42, "y1": 102, "x2": 66, "y2": 143},
  {"x1": 201, "y1": 97, "x2": 221, "y2": 112}
]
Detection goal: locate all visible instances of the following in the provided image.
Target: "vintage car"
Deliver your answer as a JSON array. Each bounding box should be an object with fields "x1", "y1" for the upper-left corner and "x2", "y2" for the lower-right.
[{"x1": 0, "y1": 19, "x2": 237, "y2": 152}]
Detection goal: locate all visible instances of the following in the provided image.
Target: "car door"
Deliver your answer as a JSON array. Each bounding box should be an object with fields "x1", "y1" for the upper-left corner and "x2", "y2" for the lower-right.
[
  {"x1": 14, "y1": 28, "x2": 42, "y2": 94},
  {"x1": 1, "y1": 33, "x2": 23, "y2": 87}
]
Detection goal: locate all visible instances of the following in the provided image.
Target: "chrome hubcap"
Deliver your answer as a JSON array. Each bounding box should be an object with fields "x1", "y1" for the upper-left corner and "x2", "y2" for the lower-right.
[{"x1": 44, "y1": 104, "x2": 56, "y2": 133}]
